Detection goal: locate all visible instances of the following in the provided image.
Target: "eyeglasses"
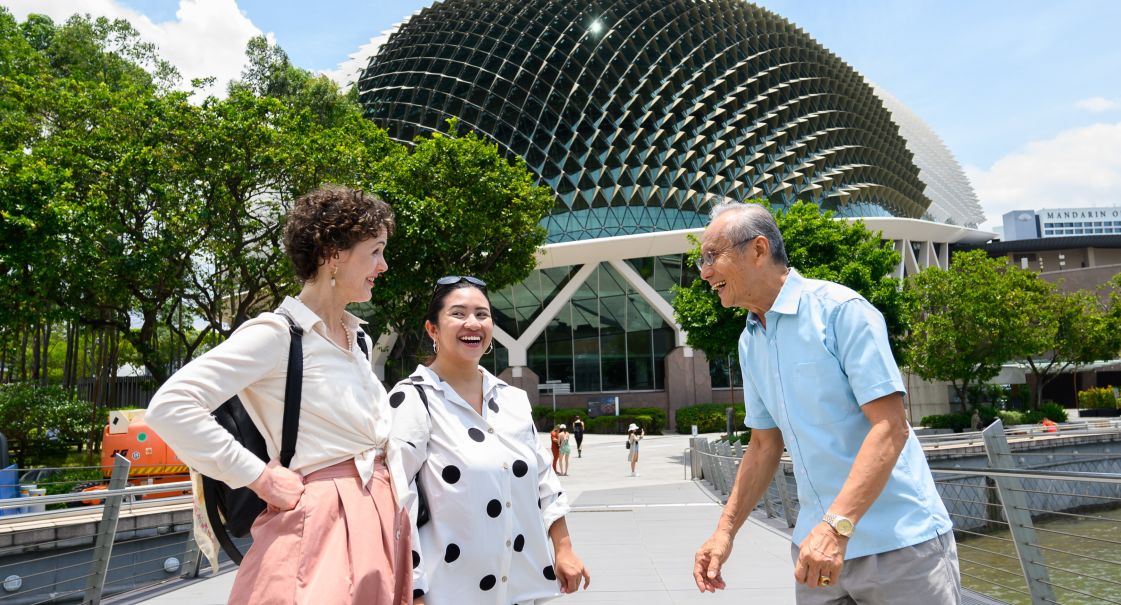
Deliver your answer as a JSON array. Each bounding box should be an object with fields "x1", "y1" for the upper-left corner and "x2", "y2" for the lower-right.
[
  {"x1": 694, "y1": 239, "x2": 752, "y2": 271},
  {"x1": 435, "y1": 275, "x2": 487, "y2": 289}
]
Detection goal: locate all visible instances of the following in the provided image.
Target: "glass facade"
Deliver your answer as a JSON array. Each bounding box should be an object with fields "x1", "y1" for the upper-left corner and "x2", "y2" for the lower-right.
[{"x1": 489, "y1": 254, "x2": 695, "y2": 392}]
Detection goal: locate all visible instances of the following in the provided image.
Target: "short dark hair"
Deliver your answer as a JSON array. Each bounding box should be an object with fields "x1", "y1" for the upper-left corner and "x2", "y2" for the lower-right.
[{"x1": 284, "y1": 185, "x2": 395, "y2": 282}]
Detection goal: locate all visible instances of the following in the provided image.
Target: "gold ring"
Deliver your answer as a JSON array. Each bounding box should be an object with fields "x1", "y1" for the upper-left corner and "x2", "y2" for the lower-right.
[{"x1": 819, "y1": 576, "x2": 831, "y2": 586}]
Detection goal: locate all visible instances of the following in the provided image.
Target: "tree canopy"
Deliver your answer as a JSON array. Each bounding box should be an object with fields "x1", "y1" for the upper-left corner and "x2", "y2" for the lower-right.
[{"x1": 0, "y1": 12, "x2": 552, "y2": 398}]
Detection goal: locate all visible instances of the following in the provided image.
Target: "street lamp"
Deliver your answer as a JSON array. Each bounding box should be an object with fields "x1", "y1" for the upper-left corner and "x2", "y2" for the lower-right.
[{"x1": 1058, "y1": 253, "x2": 1066, "y2": 270}]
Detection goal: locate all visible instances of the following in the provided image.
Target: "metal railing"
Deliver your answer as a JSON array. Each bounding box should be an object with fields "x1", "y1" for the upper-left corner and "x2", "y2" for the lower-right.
[
  {"x1": 0, "y1": 455, "x2": 209, "y2": 605},
  {"x1": 689, "y1": 420, "x2": 1121, "y2": 605}
]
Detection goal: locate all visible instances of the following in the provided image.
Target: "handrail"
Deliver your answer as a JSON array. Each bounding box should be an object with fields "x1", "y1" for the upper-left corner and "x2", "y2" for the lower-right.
[
  {"x1": 0, "y1": 480, "x2": 192, "y2": 510},
  {"x1": 689, "y1": 423, "x2": 1121, "y2": 605}
]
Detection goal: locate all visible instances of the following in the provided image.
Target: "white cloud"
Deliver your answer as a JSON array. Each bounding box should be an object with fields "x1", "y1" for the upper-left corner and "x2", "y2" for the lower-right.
[
  {"x1": 967, "y1": 121, "x2": 1121, "y2": 230},
  {"x1": 4, "y1": 0, "x2": 265, "y2": 98},
  {"x1": 1076, "y1": 97, "x2": 1118, "y2": 112}
]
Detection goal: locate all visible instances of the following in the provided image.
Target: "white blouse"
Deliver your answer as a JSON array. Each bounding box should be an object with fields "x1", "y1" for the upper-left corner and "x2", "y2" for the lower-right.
[
  {"x1": 388, "y1": 365, "x2": 570, "y2": 604},
  {"x1": 146, "y1": 297, "x2": 392, "y2": 490}
]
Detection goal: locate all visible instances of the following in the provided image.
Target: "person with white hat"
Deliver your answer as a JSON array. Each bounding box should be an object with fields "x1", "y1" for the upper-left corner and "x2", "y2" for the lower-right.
[
  {"x1": 557, "y1": 424, "x2": 571, "y2": 476},
  {"x1": 626, "y1": 423, "x2": 644, "y2": 477}
]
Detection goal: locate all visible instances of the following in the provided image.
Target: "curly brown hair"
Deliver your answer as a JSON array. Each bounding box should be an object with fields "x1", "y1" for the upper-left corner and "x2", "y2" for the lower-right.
[{"x1": 284, "y1": 185, "x2": 395, "y2": 282}]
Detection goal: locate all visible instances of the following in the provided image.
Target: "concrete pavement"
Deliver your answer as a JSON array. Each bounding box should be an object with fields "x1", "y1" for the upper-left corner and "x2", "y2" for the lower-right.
[{"x1": 127, "y1": 432, "x2": 796, "y2": 604}]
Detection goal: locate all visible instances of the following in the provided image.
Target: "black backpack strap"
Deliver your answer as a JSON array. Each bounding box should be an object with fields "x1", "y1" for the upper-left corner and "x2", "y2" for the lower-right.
[
  {"x1": 277, "y1": 312, "x2": 304, "y2": 468},
  {"x1": 202, "y1": 476, "x2": 244, "y2": 565},
  {"x1": 356, "y1": 329, "x2": 369, "y2": 360}
]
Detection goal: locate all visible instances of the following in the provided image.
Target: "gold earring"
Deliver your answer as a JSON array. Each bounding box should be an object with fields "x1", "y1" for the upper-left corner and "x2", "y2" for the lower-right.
[{"x1": 331, "y1": 265, "x2": 337, "y2": 288}]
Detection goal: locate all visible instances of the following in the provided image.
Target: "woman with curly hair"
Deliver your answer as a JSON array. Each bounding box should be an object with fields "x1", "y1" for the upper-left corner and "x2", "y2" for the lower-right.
[{"x1": 147, "y1": 185, "x2": 411, "y2": 604}]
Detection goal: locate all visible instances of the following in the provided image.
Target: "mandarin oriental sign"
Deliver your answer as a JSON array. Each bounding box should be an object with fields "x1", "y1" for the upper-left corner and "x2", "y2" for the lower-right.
[{"x1": 1041, "y1": 207, "x2": 1121, "y2": 221}]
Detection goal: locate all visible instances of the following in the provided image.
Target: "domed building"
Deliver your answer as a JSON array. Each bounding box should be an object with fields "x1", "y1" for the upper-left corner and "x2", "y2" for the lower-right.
[{"x1": 358, "y1": 0, "x2": 990, "y2": 419}]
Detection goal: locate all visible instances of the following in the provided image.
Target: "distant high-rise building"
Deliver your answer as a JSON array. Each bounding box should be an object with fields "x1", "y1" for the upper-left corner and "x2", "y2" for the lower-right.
[{"x1": 1001, "y1": 207, "x2": 1121, "y2": 241}]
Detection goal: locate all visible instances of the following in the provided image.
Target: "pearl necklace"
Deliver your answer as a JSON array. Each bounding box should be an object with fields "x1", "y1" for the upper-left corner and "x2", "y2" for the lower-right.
[{"x1": 296, "y1": 295, "x2": 350, "y2": 351}]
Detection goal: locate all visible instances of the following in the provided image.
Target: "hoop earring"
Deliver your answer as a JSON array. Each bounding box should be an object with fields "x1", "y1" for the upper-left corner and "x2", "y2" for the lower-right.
[
  {"x1": 432, "y1": 340, "x2": 439, "y2": 354},
  {"x1": 330, "y1": 265, "x2": 337, "y2": 288},
  {"x1": 484, "y1": 341, "x2": 494, "y2": 355}
]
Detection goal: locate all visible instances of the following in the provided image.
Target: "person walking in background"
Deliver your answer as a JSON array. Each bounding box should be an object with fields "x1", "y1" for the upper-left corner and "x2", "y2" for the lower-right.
[
  {"x1": 557, "y1": 424, "x2": 571, "y2": 476},
  {"x1": 626, "y1": 423, "x2": 643, "y2": 477},
  {"x1": 146, "y1": 186, "x2": 411, "y2": 604},
  {"x1": 572, "y1": 416, "x2": 585, "y2": 458},
  {"x1": 550, "y1": 425, "x2": 561, "y2": 474},
  {"x1": 691, "y1": 200, "x2": 959, "y2": 604},
  {"x1": 388, "y1": 276, "x2": 590, "y2": 604}
]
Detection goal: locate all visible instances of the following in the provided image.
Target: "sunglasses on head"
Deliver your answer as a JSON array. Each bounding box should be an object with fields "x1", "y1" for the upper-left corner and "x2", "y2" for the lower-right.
[{"x1": 435, "y1": 275, "x2": 487, "y2": 289}]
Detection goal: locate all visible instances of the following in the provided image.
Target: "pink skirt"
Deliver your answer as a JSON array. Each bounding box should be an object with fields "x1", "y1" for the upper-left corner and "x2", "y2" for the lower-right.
[{"x1": 228, "y1": 458, "x2": 412, "y2": 605}]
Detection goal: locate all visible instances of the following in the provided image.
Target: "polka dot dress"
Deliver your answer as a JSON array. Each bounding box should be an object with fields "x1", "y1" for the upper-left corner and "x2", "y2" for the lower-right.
[{"x1": 389, "y1": 365, "x2": 570, "y2": 605}]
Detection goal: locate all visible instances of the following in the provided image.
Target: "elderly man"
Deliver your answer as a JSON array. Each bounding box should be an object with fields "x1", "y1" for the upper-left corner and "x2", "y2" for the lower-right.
[{"x1": 692, "y1": 201, "x2": 959, "y2": 604}]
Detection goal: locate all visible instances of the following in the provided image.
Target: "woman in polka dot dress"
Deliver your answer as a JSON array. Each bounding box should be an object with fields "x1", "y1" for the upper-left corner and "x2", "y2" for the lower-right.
[{"x1": 388, "y1": 276, "x2": 591, "y2": 604}]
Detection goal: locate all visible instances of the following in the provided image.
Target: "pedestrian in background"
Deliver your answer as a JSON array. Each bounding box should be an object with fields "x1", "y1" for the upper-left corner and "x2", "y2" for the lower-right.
[
  {"x1": 626, "y1": 423, "x2": 643, "y2": 477},
  {"x1": 572, "y1": 416, "x2": 585, "y2": 458},
  {"x1": 557, "y1": 424, "x2": 571, "y2": 476},
  {"x1": 550, "y1": 425, "x2": 561, "y2": 474}
]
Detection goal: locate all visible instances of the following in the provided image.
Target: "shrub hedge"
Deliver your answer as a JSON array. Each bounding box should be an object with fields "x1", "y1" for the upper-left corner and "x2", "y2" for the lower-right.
[
  {"x1": 530, "y1": 406, "x2": 665, "y2": 434},
  {"x1": 1078, "y1": 387, "x2": 1118, "y2": 410},
  {"x1": 675, "y1": 403, "x2": 746, "y2": 434},
  {"x1": 920, "y1": 403, "x2": 1068, "y2": 432}
]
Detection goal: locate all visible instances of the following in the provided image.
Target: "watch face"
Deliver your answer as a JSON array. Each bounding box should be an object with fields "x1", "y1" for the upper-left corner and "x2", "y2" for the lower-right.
[{"x1": 835, "y1": 518, "x2": 854, "y2": 536}]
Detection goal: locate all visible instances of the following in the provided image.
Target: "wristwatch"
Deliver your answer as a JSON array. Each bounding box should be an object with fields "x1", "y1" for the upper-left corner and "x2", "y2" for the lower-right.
[{"x1": 822, "y1": 512, "x2": 855, "y2": 538}]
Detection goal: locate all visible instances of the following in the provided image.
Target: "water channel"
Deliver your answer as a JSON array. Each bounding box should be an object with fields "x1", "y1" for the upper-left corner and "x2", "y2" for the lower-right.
[{"x1": 958, "y1": 507, "x2": 1121, "y2": 605}]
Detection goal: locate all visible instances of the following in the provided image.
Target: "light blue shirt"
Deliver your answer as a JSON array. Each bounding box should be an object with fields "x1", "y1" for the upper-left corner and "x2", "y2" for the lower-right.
[{"x1": 739, "y1": 269, "x2": 952, "y2": 558}]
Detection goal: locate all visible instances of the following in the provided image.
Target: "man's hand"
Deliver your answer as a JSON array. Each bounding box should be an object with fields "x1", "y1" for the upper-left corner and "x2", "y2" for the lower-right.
[
  {"x1": 793, "y1": 522, "x2": 847, "y2": 588},
  {"x1": 693, "y1": 531, "x2": 733, "y2": 592},
  {"x1": 247, "y1": 460, "x2": 304, "y2": 511},
  {"x1": 554, "y1": 546, "x2": 591, "y2": 593}
]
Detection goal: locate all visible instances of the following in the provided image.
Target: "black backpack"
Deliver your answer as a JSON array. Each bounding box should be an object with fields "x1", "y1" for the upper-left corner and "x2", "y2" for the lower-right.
[{"x1": 201, "y1": 312, "x2": 369, "y2": 564}]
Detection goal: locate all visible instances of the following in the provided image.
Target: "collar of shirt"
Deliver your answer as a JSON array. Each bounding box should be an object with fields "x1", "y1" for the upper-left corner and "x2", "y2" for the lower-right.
[
  {"x1": 746, "y1": 267, "x2": 804, "y2": 333},
  {"x1": 279, "y1": 296, "x2": 366, "y2": 338},
  {"x1": 410, "y1": 364, "x2": 507, "y2": 412}
]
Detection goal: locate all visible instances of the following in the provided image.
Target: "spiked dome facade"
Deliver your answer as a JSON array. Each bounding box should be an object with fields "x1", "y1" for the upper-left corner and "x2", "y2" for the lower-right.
[
  {"x1": 358, "y1": 0, "x2": 991, "y2": 414},
  {"x1": 359, "y1": 0, "x2": 936, "y2": 243}
]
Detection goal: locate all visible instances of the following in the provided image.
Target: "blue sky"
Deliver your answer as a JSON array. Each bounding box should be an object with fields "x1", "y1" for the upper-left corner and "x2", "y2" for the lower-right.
[{"x1": 6, "y1": 0, "x2": 1121, "y2": 231}]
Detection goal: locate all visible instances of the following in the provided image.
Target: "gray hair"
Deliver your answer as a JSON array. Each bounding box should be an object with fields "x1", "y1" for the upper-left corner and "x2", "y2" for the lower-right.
[{"x1": 709, "y1": 198, "x2": 789, "y2": 266}]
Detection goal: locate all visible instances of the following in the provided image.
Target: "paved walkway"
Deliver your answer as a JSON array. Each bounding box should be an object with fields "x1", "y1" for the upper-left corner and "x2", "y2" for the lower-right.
[{"x1": 127, "y1": 433, "x2": 796, "y2": 604}]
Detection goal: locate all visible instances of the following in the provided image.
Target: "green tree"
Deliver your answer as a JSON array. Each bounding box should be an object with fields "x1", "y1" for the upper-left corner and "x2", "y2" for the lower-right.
[
  {"x1": 671, "y1": 200, "x2": 906, "y2": 360},
  {"x1": 0, "y1": 383, "x2": 100, "y2": 467},
  {"x1": 1021, "y1": 287, "x2": 1121, "y2": 407},
  {"x1": 360, "y1": 120, "x2": 555, "y2": 376},
  {"x1": 905, "y1": 249, "x2": 1051, "y2": 407},
  {"x1": 183, "y1": 37, "x2": 405, "y2": 344}
]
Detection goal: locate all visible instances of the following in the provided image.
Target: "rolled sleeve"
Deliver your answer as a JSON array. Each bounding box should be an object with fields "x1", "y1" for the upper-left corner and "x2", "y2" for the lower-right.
[
  {"x1": 832, "y1": 299, "x2": 905, "y2": 406},
  {"x1": 145, "y1": 318, "x2": 287, "y2": 488}
]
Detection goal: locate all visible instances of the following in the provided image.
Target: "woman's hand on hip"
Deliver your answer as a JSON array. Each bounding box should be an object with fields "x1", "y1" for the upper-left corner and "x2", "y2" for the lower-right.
[{"x1": 248, "y1": 460, "x2": 304, "y2": 511}]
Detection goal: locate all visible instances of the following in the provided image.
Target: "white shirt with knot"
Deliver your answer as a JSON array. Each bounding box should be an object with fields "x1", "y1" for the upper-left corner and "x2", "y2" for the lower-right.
[{"x1": 146, "y1": 296, "x2": 392, "y2": 491}]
